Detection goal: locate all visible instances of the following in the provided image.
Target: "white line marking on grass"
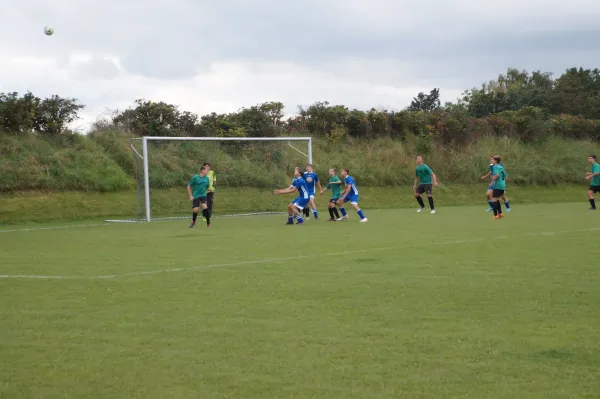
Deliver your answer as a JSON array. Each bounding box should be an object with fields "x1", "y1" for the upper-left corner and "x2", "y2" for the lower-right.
[
  {"x1": 0, "y1": 223, "x2": 111, "y2": 233},
  {"x1": 1, "y1": 227, "x2": 598, "y2": 281}
]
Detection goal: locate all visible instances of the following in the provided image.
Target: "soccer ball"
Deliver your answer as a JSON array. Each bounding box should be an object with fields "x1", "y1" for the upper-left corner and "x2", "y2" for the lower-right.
[{"x1": 44, "y1": 26, "x2": 54, "y2": 36}]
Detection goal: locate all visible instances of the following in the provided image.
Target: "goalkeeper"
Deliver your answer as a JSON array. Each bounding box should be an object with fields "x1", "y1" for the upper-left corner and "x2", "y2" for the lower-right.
[{"x1": 203, "y1": 162, "x2": 216, "y2": 221}]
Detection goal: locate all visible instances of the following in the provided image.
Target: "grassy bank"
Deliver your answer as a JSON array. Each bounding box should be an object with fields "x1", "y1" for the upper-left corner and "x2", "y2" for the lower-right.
[
  {"x1": 1, "y1": 133, "x2": 599, "y2": 194},
  {"x1": 0, "y1": 184, "x2": 591, "y2": 225}
]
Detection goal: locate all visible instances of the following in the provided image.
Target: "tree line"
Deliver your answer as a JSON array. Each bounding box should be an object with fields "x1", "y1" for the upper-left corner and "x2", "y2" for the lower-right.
[{"x1": 2, "y1": 67, "x2": 600, "y2": 146}]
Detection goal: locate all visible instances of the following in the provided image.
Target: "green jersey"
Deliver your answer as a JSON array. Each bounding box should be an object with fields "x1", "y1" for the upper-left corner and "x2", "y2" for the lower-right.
[
  {"x1": 189, "y1": 174, "x2": 210, "y2": 198},
  {"x1": 592, "y1": 162, "x2": 600, "y2": 186},
  {"x1": 415, "y1": 164, "x2": 434, "y2": 184},
  {"x1": 327, "y1": 175, "x2": 342, "y2": 199},
  {"x1": 492, "y1": 164, "x2": 507, "y2": 190}
]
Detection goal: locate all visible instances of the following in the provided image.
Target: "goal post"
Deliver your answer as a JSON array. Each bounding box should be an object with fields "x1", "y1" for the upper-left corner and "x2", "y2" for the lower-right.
[{"x1": 108, "y1": 136, "x2": 313, "y2": 223}]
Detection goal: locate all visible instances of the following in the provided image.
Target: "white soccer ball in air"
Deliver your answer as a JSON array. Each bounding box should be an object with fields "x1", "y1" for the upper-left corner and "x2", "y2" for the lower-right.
[{"x1": 44, "y1": 26, "x2": 54, "y2": 36}]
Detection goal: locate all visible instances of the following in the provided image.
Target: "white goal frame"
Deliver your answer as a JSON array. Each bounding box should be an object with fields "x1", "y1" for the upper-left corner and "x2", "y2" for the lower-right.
[{"x1": 119, "y1": 136, "x2": 313, "y2": 222}]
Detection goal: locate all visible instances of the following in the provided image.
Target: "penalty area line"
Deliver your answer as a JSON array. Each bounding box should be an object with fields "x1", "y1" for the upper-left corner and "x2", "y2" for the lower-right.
[{"x1": 1, "y1": 227, "x2": 598, "y2": 281}]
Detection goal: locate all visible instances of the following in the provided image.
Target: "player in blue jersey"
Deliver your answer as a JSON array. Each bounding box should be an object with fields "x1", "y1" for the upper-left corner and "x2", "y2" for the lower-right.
[
  {"x1": 274, "y1": 166, "x2": 309, "y2": 225},
  {"x1": 481, "y1": 156, "x2": 510, "y2": 212},
  {"x1": 302, "y1": 164, "x2": 323, "y2": 220},
  {"x1": 336, "y1": 168, "x2": 368, "y2": 223}
]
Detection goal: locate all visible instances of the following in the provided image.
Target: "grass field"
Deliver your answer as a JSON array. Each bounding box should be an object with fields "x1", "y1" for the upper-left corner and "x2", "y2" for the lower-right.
[
  {"x1": 1, "y1": 204, "x2": 600, "y2": 398},
  {"x1": 0, "y1": 184, "x2": 591, "y2": 224}
]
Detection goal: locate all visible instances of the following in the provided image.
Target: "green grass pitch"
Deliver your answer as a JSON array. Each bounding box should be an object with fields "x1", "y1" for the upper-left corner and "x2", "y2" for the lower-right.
[{"x1": 1, "y1": 204, "x2": 599, "y2": 398}]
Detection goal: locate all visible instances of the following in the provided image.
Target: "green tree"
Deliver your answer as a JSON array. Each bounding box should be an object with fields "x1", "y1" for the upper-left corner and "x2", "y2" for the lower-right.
[
  {"x1": 0, "y1": 92, "x2": 40, "y2": 133},
  {"x1": 407, "y1": 88, "x2": 440, "y2": 112},
  {"x1": 33, "y1": 95, "x2": 84, "y2": 135}
]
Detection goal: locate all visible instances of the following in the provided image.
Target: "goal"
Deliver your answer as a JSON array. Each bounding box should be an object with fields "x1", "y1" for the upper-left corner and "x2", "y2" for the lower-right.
[{"x1": 106, "y1": 136, "x2": 313, "y2": 223}]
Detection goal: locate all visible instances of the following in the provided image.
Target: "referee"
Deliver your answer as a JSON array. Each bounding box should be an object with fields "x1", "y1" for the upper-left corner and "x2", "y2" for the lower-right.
[{"x1": 203, "y1": 162, "x2": 216, "y2": 221}]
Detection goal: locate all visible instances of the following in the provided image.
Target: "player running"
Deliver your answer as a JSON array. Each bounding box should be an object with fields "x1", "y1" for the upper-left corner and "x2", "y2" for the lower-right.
[
  {"x1": 320, "y1": 168, "x2": 343, "y2": 221},
  {"x1": 336, "y1": 168, "x2": 368, "y2": 223},
  {"x1": 481, "y1": 156, "x2": 510, "y2": 212},
  {"x1": 414, "y1": 155, "x2": 438, "y2": 214},
  {"x1": 585, "y1": 154, "x2": 600, "y2": 210},
  {"x1": 187, "y1": 165, "x2": 211, "y2": 228},
  {"x1": 302, "y1": 164, "x2": 322, "y2": 220},
  {"x1": 274, "y1": 167, "x2": 310, "y2": 225},
  {"x1": 489, "y1": 155, "x2": 507, "y2": 219}
]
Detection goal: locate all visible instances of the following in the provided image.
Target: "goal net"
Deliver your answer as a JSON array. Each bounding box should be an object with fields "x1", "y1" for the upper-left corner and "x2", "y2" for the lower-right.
[{"x1": 107, "y1": 136, "x2": 313, "y2": 222}]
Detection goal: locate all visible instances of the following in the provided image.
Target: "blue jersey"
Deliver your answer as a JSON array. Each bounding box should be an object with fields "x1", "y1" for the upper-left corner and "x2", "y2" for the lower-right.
[
  {"x1": 344, "y1": 176, "x2": 359, "y2": 196},
  {"x1": 292, "y1": 177, "x2": 310, "y2": 199},
  {"x1": 303, "y1": 172, "x2": 319, "y2": 193}
]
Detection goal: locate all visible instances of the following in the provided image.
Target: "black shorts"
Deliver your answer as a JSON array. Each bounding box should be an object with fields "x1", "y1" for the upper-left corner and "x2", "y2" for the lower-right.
[
  {"x1": 589, "y1": 185, "x2": 600, "y2": 193},
  {"x1": 416, "y1": 184, "x2": 432, "y2": 195},
  {"x1": 207, "y1": 191, "x2": 215, "y2": 209},
  {"x1": 492, "y1": 189, "x2": 505, "y2": 198},
  {"x1": 330, "y1": 198, "x2": 340, "y2": 204},
  {"x1": 192, "y1": 196, "x2": 207, "y2": 208}
]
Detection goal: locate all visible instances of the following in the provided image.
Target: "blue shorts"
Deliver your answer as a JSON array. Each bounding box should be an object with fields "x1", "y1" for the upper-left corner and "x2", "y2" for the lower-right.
[
  {"x1": 292, "y1": 197, "x2": 310, "y2": 210},
  {"x1": 308, "y1": 190, "x2": 316, "y2": 198},
  {"x1": 343, "y1": 194, "x2": 359, "y2": 205}
]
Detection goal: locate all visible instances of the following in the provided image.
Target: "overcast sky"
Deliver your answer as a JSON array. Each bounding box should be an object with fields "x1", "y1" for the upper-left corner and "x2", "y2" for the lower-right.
[{"x1": 1, "y1": 0, "x2": 600, "y2": 132}]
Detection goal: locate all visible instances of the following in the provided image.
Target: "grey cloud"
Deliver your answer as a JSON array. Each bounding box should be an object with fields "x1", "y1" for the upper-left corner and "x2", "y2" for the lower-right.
[
  {"x1": 3, "y1": 0, "x2": 600, "y2": 86},
  {"x1": 69, "y1": 57, "x2": 121, "y2": 80}
]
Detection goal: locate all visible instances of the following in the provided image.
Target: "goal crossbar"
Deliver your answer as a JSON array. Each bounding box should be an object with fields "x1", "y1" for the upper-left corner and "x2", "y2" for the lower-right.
[{"x1": 122, "y1": 136, "x2": 313, "y2": 222}]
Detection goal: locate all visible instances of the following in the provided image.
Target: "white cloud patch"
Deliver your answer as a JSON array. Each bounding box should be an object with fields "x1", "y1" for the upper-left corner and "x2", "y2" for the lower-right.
[{"x1": 1, "y1": 0, "x2": 600, "y2": 131}]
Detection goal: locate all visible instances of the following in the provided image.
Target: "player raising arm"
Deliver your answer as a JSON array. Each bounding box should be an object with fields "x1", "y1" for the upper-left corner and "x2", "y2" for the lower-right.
[
  {"x1": 187, "y1": 166, "x2": 211, "y2": 228},
  {"x1": 414, "y1": 155, "x2": 438, "y2": 214},
  {"x1": 585, "y1": 154, "x2": 600, "y2": 210},
  {"x1": 320, "y1": 168, "x2": 343, "y2": 221},
  {"x1": 336, "y1": 168, "x2": 368, "y2": 223},
  {"x1": 274, "y1": 167, "x2": 310, "y2": 225}
]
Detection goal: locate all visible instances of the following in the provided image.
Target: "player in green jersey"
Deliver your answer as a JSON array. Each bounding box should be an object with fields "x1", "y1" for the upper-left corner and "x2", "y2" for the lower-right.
[
  {"x1": 187, "y1": 166, "x2": 211, "y2": 228},
  {"x1": 489, "y1": 155, "x2": 507, "y2": 219},
  {"x1": 585, "y1": 154, "x2": 600, "y2": 210},
  {"x1": 320, "y1": 168, "x2": 343, "y2": 221},
  {"x1": 203, "y1": 162, "x2": 216, "y2": 221},
  {"x1": 414, "y1": 155, "x2": 438, "y2": 214}
]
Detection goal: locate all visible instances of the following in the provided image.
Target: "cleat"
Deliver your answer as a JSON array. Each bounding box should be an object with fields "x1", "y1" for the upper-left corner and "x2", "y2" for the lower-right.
[
  {"x1": 189, "y1": 223, "x2": 195, "y2": 228},
  {"x1": 498, "y1": 213, "x2": 504, "y2": 218},
  {"x1": 505, "y1": 208, "x2": 511, "y2": 212},
  {"x1": 327, "y1": 218, "x2": 336, "y2": 221},
  {"x1": 296, "y1": 221, "x2": 304, "y2": 225},
  {"x1": 359, "y1": 218, "x2": 368, "y2": 223},
  {"x1": 486, "y1": 207, "x2": 493, "y2": 212},
  {"x1": 430, "y1": 209, "x2": 436, "y2": 214},
  {"x1": 417, "y1": 208, "x2": 425, "y2": 213},
  {"x1": 207, "y1": 224, "x2": 211, "y2": 228},
  {"x1": 286, "y1": 222, "x2": 294, "y2": 225},
  {"x1": 493, "y1": 215, "x2": 499, "y2": 219},
  {"x1": 589, "y1": 207, "x2": 597, "y2": 211}
]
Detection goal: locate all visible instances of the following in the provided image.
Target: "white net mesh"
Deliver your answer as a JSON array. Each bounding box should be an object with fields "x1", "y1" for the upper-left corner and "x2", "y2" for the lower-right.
[{"x1": 115, "y1": 137, "x2": 312, "y2": 222}]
